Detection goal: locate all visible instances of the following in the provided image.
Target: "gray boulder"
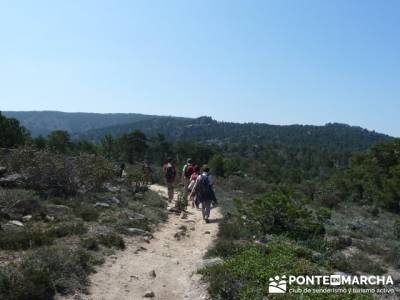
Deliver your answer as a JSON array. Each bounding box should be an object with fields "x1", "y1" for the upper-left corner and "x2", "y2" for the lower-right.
[
  {"x1": 104, "y1": 183, "x2": 120, "y2": 193},
  {"x1": 0, "y1": 173, "x2": 24, "y2": 187},
  {"x1": 2, "y1": 220, "x2": 25, "y2": 232},
  {"x1": 128, "y1": 212, "x2": 146, "y2": 221},
  {"x1": 94, "y1": 202, "x2": 110, "y2": 208},
  {"x1": 125, "y1": 228, "x2": 152, "y2": 237},
  {"x1": 105, "y1": 197, "x2": 120, "y2": 205}
]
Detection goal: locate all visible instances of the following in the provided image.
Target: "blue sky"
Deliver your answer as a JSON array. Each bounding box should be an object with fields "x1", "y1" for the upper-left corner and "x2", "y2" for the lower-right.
[{"x1": 0, "y1": 0, "x2": 399, "y2": 136}]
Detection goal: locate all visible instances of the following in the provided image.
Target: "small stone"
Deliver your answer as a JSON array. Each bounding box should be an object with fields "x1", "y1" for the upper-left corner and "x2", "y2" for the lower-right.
[
  {"x1": 22, "y1": 215, "x2": 32, "y2": 222},
  {"x1": 104, "y1": 183, "x2": 119, "y2": 192},
  {"x1": 178, "y1": 225, "x2": 187, "y2": 231},
  {"x1": 261, "y1": 234, "x2": 274, "y2": 243},
  {"x1": 180, "y1": 211, "x2": 188, "y2": 219},
  {"x1": 204, "y1": 231, "x2": 211, "y2": 234},
  {"x1": 45, "y1": 215, "x2": 55, "y2": 222},
  {"x1": 149, "y1": 270, "x2": 156, "y2": 278},
  {"x1": 9, "y1": 220, "x2": 24, "y2": 227},
  {"x1": 134, "y1": 246, "x2": 148, "y2": 254},
  {"x1": 107, "y1": 197, "x2": 120, "y2": 205},
  {"x1": 0, "y1": 173, "x2": 24, "y2": 187},
  {"x1": 125, "y1": 228, "x2": 152, "y2": 237},
  {"x1": 94, "y1": 202, "x2": 110, "y2": 208},
  {"x1": 143, "y1": 290, "x2": 155, "y2": 298},
  {"x1": 0, "y1": 166, "x2": 7, "y2": 176},
  {"x1": 197, "y1": 257, "x2": 224, "y2": 269},
  {"x1": 129, "y1": 212, "x2": 146, "y2": 220}
]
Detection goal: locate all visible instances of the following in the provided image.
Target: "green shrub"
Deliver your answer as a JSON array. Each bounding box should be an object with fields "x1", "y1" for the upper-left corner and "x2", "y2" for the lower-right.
[
  {"x1": 316, "y1": 207, "x2": 332, "y2": 222},
  {"x1": 205, "y1": 239, "x2": 243, "y2": 258},
  {"x1": 77, "y1": 206, "x2": 100, "y2": 222},
  {"x1": 5, "y1": 148, "x2": 115, "y2": 195},
  {"x1": 98, "y1": 233, "x2": 125, "y2": 250},
  {"x1": 330, "y1": 252, "x2": 386, "y2": 275},
  {"x1": 0, "y1": 228, "x2": 53, "y2": 250},
  {"x1": 201, "y1": 239, "x2": 320, "y2": 300},
  {"x1": 0, "y1": 245, "x2": 99, "y2": 299},
  {"x1": 394, "y1": 220, "x2": 400, "y2": 239},
  {"x1": 235, "y1": 192, "x2": 325, "y2": 240},
  {"x1": 47, "y1": 222, "x2": 87, "y2": 238},
  {"x1": 81, "y1": 237, "x2": 100, "y2": 251},
  {"x1": 0, "y1": 222, "x2": 86, "y2": 251}
]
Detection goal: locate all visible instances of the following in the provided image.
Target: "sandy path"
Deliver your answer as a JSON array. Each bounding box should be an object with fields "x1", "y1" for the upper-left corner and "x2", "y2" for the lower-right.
[{"x1": 64, "y1": 184, "x2": 221, "y2": 300}]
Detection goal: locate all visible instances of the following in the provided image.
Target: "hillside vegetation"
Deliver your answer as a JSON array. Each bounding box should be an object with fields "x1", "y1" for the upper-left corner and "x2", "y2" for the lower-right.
[
  {"x1": 1, "y1": 111, "x2": 399, "y2": 299},
  {"x1": 4, "y1": 111, "x2": 391, "y2": 154},
  {"x1": 3, "y1": 111, "x2": 156, "y2": 137}
]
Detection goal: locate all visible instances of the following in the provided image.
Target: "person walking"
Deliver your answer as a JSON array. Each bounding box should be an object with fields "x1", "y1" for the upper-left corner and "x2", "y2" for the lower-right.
[
  {"x1": 188, "y1": 165, "x2": 201, "y2": 208},
  {"x1": 182, "y1": 158, "x2": 194, "y2": 200},
  {"x1": 163, "y1": 157, "x2": 176, "y2": 202},
  {"x1": 190, "y1": 165, "x2": 216, "y2": 223}
]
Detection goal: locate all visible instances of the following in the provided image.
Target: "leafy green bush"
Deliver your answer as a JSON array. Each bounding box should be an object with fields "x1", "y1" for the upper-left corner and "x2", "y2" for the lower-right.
[
  {"x1": 74, "y1": 204, "x2": 100, "y2": 222},
  {"x1": 235, "y1": 192, "x2": 325, "y2": 240},
  {"x1": 81, "y1": 237, "x2": 100, "y2": 251},
  {"x1": 47, "y1": 222, "x2": 87, "y2": 238},
  {"x1": 81, "y1": 233, "x2": 125, "y2": 251},
  {"x1": 0, "y1": 245, "x2": 100, "y2": 299},
  {"x1": 316, "y1": 207, "x2": 332, "y2": 222},
  {"x1": 201, "y1": 239, "x2": 320, "y2": 300},
  {"x1": 0, "y1": 222, "x2": 86, "y2": 251},
  {"x1": 0, "y1": 228, "x2": 53, "y2": 250},
  {"x1": 97, "y1": 233, "x2": 125, "y2": 250},
  {"x1": 205, "y1": 239, "x2": 242, "y2": 258}
]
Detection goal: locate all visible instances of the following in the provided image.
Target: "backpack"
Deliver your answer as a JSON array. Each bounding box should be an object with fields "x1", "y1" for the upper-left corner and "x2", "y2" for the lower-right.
[
  {"x1": 197, "y1": 174, "x2": 216, "y2": 201},
  {"x1": 184, "y1": 164, "x2": 194, "y2": 178},
  {"x1": 165, "y1": 164, "x2": 176, "y2": 181}
]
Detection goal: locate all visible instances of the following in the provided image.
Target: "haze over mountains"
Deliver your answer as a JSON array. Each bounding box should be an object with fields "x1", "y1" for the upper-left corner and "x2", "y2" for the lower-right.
[{"x1": 3, "y1": 111, "x2": 392, "y2": 153}]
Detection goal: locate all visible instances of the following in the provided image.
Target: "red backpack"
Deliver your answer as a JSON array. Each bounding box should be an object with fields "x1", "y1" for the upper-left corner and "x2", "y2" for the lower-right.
[{"x1": 184, "y1": 164, "x2": 194, "y2": 178}]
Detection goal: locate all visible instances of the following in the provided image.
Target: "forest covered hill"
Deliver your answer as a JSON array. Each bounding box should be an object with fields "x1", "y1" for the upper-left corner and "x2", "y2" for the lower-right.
[
  {"x1": 2, "y1": 111, "x2": 157, "y2": 137},
  {"x1": 3, "y1": 111, "x2": 392, "y2": 153}
]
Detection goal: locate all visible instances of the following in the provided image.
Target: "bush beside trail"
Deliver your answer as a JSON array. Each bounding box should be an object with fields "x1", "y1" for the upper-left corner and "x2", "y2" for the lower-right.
[{"x1": 0, "y1": 148, "x2": 167, "y2": 299}]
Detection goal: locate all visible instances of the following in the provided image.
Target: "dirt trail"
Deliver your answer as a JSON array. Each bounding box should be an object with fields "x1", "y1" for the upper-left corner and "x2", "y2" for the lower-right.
[{"x1": 66, "y1": 184, "x2": 221, "y2": 300}]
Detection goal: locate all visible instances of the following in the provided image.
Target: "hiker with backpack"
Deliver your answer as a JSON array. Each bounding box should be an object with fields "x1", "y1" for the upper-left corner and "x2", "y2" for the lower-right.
[
  {"x1": 163, "y1": 157, "x2": 177, "y2": 202},
  {"x1": 182, "y1": 158, "x2": 194, "y2": 200},
  {"x1": 190, "y1": 165, "x2": 217, "y2": 223},
  {"x1": 188, "y1": 165, "x2": 201, "y2": 208}
]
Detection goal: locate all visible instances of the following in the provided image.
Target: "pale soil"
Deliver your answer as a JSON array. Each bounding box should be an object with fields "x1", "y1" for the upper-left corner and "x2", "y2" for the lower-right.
[{"x1": 59, "y1": 184, "x2": 222, "y2": 300}]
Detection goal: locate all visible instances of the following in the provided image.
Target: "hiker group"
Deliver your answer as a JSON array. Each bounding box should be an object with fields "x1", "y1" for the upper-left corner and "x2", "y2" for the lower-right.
[{"x1": 163, "y1": 158, "x2": 217, "y2": 223}]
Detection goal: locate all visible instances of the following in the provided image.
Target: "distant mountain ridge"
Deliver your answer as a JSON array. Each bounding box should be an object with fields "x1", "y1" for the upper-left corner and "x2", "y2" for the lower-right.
[
  {"x1": 3, "y1": 111, "x2": 392, "y2": 153},
  {"x1": 3, "y1": 111, "x2": 157, "y2": 137},
  {"x1": 78, "y1": 116, "x2": 391, "y2": 152}
]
